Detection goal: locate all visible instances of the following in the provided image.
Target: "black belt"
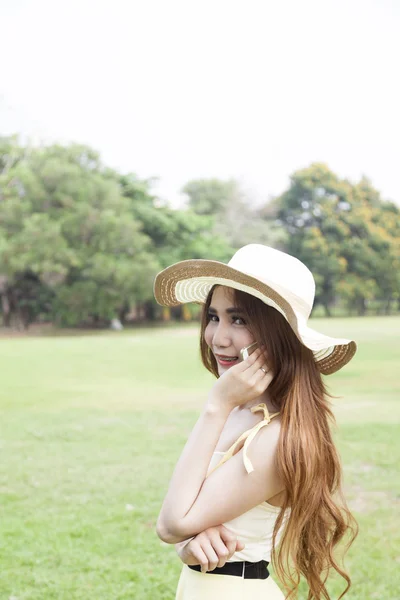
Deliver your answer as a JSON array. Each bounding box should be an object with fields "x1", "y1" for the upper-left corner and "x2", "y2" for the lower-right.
[{"x1": 188, "y1": 559, "x2": 270, "y2": 579}]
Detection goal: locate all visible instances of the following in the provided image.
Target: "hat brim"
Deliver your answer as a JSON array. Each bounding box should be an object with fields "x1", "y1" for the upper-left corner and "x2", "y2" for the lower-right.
[{"x1": 154, "y1": 259, "x2": 357, "y2": 375}]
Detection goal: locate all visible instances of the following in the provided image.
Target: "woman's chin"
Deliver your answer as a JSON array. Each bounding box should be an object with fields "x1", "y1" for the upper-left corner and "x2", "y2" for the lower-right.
[{"x1": 217, "y1": 363, "x2": 232, "y2": 375}]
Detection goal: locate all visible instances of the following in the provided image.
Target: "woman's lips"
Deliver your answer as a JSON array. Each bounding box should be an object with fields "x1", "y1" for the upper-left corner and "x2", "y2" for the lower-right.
[{"x1": 215, "y1": 355, "x2": 239, "y2": 366}]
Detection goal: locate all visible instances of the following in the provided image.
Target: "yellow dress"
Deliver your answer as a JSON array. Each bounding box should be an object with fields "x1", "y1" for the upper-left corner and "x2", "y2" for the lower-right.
[{"x1": 175, "y1": 403, "x2": 287, "y2": 599}]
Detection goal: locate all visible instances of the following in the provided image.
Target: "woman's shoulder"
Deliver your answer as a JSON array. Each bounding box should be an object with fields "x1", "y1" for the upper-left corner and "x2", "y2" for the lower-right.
[
  {"x1": 215, "y1": 403, "x2": 281, "y2": 454},
  {"x1": 253, "y1": 412, "x2": 282, "y2": 448}
]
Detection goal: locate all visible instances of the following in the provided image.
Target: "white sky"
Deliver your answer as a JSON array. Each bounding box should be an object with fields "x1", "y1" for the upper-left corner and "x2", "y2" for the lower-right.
[{"x1": 1, "y1": 0, "x2": 399, "y2": 207}]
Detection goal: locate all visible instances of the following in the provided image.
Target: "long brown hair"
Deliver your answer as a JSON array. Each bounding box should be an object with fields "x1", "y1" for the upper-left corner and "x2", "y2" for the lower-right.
[{"x1": 199, "y1": 285, "x2": 358, "y2": 600}]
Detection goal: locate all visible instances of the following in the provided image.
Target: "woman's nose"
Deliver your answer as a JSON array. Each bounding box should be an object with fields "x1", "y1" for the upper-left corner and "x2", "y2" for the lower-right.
[{"x1": 212, "y1": 322, "x2": 231, "y2": 348}]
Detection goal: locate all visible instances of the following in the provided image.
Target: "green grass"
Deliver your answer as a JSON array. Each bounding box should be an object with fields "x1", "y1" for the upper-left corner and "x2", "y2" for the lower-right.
[{"x1": 0, "y1": 317, "x2": 399, "y2": 599}]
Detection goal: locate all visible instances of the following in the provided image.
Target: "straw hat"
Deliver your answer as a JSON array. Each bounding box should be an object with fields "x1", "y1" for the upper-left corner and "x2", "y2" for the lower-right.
[{"x1": 153, "y1": 244, "x2": 357, "y2": 375}]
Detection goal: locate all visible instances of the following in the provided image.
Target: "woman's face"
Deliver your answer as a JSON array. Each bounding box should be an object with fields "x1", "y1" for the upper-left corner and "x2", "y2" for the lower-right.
[{"x1": 204, "y1": 286, "x2": 255, "y2": 376}]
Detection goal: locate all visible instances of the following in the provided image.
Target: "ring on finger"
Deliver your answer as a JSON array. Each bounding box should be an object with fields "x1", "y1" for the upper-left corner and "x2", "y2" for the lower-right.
[{"x1": 260, "y1": 366, "x2": 269, "y2": 374}]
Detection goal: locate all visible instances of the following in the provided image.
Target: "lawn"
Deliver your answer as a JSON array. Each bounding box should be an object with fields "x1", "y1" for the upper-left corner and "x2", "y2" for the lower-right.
[{"x1": 0, "y1": 317, "x2": 399, "y2": 599}]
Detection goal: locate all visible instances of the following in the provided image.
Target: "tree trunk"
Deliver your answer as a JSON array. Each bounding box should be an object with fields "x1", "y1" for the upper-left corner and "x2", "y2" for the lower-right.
[
  {"x1": 144, "y1": 300, "x2": 155, "y2": 321},
  {"x1": 1, "y1": 292, "x2": 11, "y2": 327},
  {"x1": 384, "y1": 297, "x2": 392, "y2": 315},
  {"x1": 10, "y1": 310, "x2": 26, "y2": 331},
  {"x1": 135, "y1": 302, "x2": 145, "y2": 320},
  {"x1": 323, "y1": 303, "x2": 332, "y2": 317},
  {"x1": 162, "y1": 307, "x2": 171, "y2": 321},
  {"x1": 357, "y1": 297, "x2": 366, "y2": 316},
  {"x1": 171, "y1": 305, "x2": 183, "y2": 320},
  {"x1": 118, "y1": 302, "x2": 130, "y2": 323}
]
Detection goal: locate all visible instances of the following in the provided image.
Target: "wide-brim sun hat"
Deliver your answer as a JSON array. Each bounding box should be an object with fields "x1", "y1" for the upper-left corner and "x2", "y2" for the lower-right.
[{"x1": 153, "y1": 244, "x2": 357, "y2": 375}]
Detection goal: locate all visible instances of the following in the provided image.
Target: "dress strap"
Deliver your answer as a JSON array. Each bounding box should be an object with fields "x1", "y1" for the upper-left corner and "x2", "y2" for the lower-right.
[{"x1": 207, "y1": 403, "x2": 280, "y2": 478}]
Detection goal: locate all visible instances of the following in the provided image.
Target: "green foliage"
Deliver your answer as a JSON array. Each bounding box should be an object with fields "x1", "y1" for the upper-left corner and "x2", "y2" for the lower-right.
[
  {"x1": 182, "y1": 178, "x2": 239, "y2": 216},
  {"x1": 0, "y1": 137, "x2": 398, "y2": 328},
  {"x1": 274, "y1": 163, "x2": 400, "y2": 315},
  {"x1": 0, "y1": 138, "x2": 235, "y2": 328},
  {"x1": 182, "y1": 177, "x2": 287, "y2": 250},
  {"x1": 131, "y1": 203, "x2": 233, "y2": 266},
  {"x1": 0, "y1": 137, "x2": 160, "y2": 327}
]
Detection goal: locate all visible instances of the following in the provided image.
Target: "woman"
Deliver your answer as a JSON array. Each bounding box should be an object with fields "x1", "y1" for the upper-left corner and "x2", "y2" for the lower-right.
[{"x1": 154, "y1": 244, "x2": 358, "y2": 600}]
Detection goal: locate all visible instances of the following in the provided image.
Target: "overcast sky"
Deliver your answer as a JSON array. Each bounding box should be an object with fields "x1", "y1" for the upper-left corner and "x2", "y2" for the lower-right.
[{"x1": 1, "y1": 0, "x2": 399, "y2": 207}]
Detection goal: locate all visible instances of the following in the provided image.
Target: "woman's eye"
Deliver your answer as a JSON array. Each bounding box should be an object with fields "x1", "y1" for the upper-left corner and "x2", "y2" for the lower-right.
[
  {"x1": 207, "y1": 313, "x2": 246, "y2": 325},
  {"x1": 233, "y1": 316, "x2": 246, "y2": 325}
]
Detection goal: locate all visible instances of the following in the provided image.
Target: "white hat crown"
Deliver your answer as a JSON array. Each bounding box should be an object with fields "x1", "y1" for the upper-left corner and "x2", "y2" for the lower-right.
[{"x1": 228, "y1": 244, "x2": 316, "y2": 318}]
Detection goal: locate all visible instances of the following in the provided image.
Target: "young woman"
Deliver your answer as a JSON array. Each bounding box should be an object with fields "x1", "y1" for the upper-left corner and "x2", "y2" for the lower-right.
[{"x1": 154, "y1": 244, "x2": 358, "y2": 600}]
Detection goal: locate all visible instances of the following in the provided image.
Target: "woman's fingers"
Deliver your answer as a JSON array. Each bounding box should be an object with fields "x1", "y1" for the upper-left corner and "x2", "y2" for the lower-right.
[
  {"x1": 244, "y1": 348, "x2": 270, "y2": 378},
  {"x1": 236, "y1": 346, "x2": 263, "y2": 370},
  {"x1": 200, "y1": 540, "x2": 223, "y2": 572},
  {"x1": 191, "y1": 527, "x2": 246, "y2": 572},
  {"x1": 218, "y1": 525, "x2": 242, "y2": 546},
  {"x1": 224, "y1": 539, "x2": 237, "y2": 563},
  {"x1": 218, "y1": 524, "x2": 238, "y2": 545},
  {"x1": 202, "y1": 527, "x2": 240, "y2": 570},
  {"x1": 246, "y1": 351, "x2": 273, "y2": 389},
  {"x1": 213, "y1": 539, "x2": 232, "y2": 568},
  {"x1": 206, "y1": 529, "x2": 231, "y2": 568},
  {"x1": 189, "y1": 540, "x2": 212, "y2": 572},
  {"x1": 240, "y1": 347, "x2": 267, "y2": 374},
  {"x1": 217, "y1": 526, "x2": 243, "y2": 564}
]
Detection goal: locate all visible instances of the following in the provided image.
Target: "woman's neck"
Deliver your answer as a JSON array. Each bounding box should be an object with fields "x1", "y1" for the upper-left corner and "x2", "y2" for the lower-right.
[{"x1": 236, "y1": 391, "x2": 280, "y2": 414}]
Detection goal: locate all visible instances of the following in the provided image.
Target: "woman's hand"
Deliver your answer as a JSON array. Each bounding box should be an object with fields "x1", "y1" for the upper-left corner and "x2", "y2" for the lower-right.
[
  {"x1": 176, "y1": 525, "x2": 245, "y2": 573},
  {"x1": 208, "y1": 346, "x2": 273, "y2": 411}
]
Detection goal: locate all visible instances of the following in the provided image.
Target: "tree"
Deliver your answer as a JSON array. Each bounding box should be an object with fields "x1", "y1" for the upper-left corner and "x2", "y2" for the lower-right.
[
  {"x1": 182, "y1": 178, "x2": 241, "y2": 216},
  {"x1": 110, "y1": 171, "x2": 235, "y2": 320},
  {"x1": 182, "y1": 177, "x2": 286, "y2": 250},
  {"x1": 2, "y1": 140, "x2": 397, "y2": 327},
  {"x1": 274, "y1": 163, "x2": 400, "y2": 316},
  {"x1": 0, "y1": 140, "x2": 233, "y2": 328},
  {"x1": 0, "y1": 139, "x2": 160, "y2": 327}
]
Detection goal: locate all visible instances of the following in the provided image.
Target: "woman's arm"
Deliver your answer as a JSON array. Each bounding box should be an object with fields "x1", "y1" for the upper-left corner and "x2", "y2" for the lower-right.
[
  {"x1": 157, "y1": 348, "x2": 272, "y2": 542},
  {"x1": 158, "y1": 418, "x2": 283, "y2": 542},
  {"x1": 156, "y1": 400, "x2": 231, "y2": 541}
]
